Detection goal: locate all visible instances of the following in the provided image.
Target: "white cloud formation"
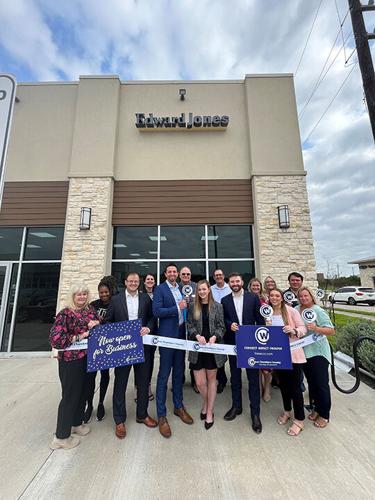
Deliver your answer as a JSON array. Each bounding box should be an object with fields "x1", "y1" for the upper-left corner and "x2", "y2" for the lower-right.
[{"x1": 0, "y1": 0, "x2": 374, "y2": 276}]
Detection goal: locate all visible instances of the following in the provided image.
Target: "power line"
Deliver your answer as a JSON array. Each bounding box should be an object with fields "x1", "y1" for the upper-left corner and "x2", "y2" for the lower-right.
[
  {"x1": 302, "y1": 63, "x2": 357, "y2": 144},
  {"x1": 295, "y1": 0, "x2": 325, "y2": 77},
  {"x1": 299, "y1": 30, "x2": 352, "y2": 120},
  {"x1": 334, "y1": 0, "x2": 348, "y2": 61}
]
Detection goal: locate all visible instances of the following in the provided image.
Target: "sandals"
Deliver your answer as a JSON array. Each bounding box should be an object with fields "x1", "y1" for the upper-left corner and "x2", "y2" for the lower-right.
[
  {"x1": 308, "y1": 411, "x2": 319, "y2": 422},
  {"x1": 314, "y1": 416, "x2": 329, "y2": 428},
  {"x1": 277, "y1": 412, "x2": 291, "y2": 425},
  {"x1": 287, "y1": 420, "x2": 304, "y2": 436}
]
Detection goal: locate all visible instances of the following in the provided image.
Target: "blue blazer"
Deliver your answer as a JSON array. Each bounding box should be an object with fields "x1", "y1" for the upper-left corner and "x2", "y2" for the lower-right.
[
  {"x1": 153, "y1": 282, "x2": 183, "y2": 338},
  {"x1": 221, "y1": 290, "x2": 265, "y2": 345}
]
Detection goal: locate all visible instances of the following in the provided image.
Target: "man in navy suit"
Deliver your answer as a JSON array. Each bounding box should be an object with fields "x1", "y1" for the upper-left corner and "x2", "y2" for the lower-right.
[
  {"x1": 105, "y1": 272, "x2": 157, "y2": 439},
  {"x1": 153, "y1": 263, "x2": 194, "y2": 438},
  {"x1": 221, "y1": 272, "x2": 265, "y2": 433}
]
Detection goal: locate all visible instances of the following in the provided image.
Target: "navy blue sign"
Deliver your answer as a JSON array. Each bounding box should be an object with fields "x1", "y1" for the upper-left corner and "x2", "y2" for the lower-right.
[
  {"x1": 236, "y1": 325, "x2": 292, "y2": 370},
  {"x1": 87, "y1": 319, "x2": 144, "y2": 372}
]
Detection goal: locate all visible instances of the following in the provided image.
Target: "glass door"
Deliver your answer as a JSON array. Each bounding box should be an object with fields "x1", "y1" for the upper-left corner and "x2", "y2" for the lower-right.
[{"x1": 0, "y1": 263, "x2": 12, "y2": 349}]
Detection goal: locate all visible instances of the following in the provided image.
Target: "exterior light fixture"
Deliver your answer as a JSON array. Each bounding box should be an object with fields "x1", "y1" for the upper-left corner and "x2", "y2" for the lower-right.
[
  {"x1": 278, "y1": 205, "x2": 290, "y2": 229},
  {"x1": 80, "y1": 207, "x2": 91, "y2": 230},
  {"x1": 179, "y1": 88, "x2": 186, "y2": 101}
]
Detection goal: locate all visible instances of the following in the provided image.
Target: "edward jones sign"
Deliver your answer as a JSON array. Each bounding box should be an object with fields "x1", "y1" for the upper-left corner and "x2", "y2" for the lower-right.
[{"x1": 135, "y1": 112, "x2": 229, "y2": 131}]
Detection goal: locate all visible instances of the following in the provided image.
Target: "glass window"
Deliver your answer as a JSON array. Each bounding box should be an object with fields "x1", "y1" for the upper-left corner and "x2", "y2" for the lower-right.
[
  {"x1": 160, "y1": 226, "x2": 205, "y2": 259},
  {"x1": 24, "y1": 227, "x2": 64, "y2": 260},
  {"x1": 113, "y1": 226, "x2": 158, "y2": 260},
  {"x1": 209, "y1": 261, "x2": 255, "y2": 289},
  {"x1": 160, "y1": 261, "x2": 206, "y2": 284},
  {"x1": 112, "y1": 261, "x2": 157, "y2": 292},
  {"x1": 207, "y1": 225, "x2": 253, "y2": 259},
  {"x1": 0, "y1": 227, "x2": 23, "y2": 261},
  {"x1": 12, "y1": 263, "x2": 60, "y2": 351},
  {"x1": 0, "y1": 263, "x2": 18, "y2": 351}
]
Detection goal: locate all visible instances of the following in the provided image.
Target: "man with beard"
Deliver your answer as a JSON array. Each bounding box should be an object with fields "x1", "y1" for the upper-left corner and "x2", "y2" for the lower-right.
[{"x1": 221, "y1": 272, "x2": 265, "y2": 433}]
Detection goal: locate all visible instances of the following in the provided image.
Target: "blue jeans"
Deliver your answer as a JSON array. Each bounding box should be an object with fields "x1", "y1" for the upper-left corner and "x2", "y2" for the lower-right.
[
  {"x1": 156, "y1": 346, "x2": 185, "y2": 418},
  {"x1": 228, "y1": 355, "x2": 260, "y2": 417}
]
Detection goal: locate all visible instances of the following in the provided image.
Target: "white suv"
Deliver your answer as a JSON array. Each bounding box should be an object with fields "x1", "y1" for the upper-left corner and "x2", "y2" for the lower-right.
[{"x1": 329, "y1": 287, "x2": 375, "y2": 306}]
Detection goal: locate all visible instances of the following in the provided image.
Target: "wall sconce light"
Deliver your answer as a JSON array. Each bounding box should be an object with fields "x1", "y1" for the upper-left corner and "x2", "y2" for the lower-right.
[
  {"x1": 80, "y1": 207, "x2": 92, "y2": 230},
  {"x1": 179, "y1": 88, "x2": 186, "y2": 101},
  {"x1": 278, "y1": 205, "x2": 290, "y2": 229}
]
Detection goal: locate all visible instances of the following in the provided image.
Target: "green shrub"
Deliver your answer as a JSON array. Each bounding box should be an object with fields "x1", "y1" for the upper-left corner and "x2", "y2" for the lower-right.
[{"x1": 336, "y1": 321, "x2": 375, "y2": 375}]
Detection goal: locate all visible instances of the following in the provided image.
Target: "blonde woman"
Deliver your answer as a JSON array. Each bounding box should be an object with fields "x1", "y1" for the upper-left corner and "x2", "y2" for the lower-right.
[
  {"x1": 263, "y1": 276, "x2": 277, "y2": 297},
  {"x1": 49, "y1": 284, "x2": 100, "y2": 450},
  {"x1": 297, "y1": 286, "x2": 335, "y2": 428},
  {"x1": 268, "y1": 288, "x2": 307, "y2": 436},
  {"x1": 187, "y1": 280, "x2": 226, "y2": 430}
]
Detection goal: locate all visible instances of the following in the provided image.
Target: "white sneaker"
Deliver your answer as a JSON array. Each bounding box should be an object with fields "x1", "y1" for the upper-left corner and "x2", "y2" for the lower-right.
[
  {"x1": 71, "y1": 424, "x2": 91, "y2": 436},
  {"x1": 50, "y1": 435, "x2": 80, "y2": 450}
]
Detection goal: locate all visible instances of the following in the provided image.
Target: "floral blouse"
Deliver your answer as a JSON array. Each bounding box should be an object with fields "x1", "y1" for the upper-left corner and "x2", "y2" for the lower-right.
[{"x1": 50, "y1": 305, "x2": 99, "y2": 362}]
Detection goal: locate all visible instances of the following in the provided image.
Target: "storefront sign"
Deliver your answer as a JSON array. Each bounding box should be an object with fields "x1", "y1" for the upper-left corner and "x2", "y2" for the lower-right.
[
  {"x1": 236, "y1": 325, "x2": 292, "y2": 370},
  {"x1": 135, "y1": 112, "x2": 229, "y2": 131},
  {"x1": 0, "y1": 74, "x2": 17, "y2": 208}
]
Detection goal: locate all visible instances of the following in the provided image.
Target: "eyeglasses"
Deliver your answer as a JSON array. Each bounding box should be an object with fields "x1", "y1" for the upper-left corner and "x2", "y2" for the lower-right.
[
  {"x1": 181, "y1": 273, "x2": 191, "y2": 276},
  {"x1": 126, "y1": 280, "x2": 139, "y2": 284}
]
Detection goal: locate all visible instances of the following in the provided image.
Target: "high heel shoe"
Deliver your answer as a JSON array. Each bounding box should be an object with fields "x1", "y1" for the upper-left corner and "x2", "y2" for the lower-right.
[
  {"x1": 200, "y1": 412, "x2": 207, "y2": 421},
  {"x1": 204, "y1": 415, "x2": 214, "y2": 430}
]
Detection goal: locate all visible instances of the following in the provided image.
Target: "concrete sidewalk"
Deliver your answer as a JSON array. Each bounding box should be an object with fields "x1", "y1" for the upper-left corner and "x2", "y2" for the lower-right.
[{"x1": 0, "y1": 357, "x2": 374, "y2": 500}]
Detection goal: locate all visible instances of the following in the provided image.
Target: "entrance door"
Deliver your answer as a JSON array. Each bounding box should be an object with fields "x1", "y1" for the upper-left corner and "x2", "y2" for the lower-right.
[{"x1": 0, "y1": 263, "x2": 12, "y2": 349}]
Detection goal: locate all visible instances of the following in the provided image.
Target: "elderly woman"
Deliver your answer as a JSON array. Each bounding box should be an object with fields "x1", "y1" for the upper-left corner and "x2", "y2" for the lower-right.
[
  {"x1": 187, "y1": 280, "x2": 226, "y2": 430},
  {"x1": 49, "y1": 284, "x2": 100, "y2": 450},
  {"x1": 297, "y1": 286, "x2": 335, "y2": 428},
  {"x1": 268, "y1": 288, "x2": 307, "y2": 436}
]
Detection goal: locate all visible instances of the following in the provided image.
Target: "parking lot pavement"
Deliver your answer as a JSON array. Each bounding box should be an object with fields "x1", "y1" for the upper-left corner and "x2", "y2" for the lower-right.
[
  {"x1": 1, "y1": 357, "x2": 375, "y2": 500},
  {"x1": 330, "y1": 304, "x2": 375, "y2": 314}
]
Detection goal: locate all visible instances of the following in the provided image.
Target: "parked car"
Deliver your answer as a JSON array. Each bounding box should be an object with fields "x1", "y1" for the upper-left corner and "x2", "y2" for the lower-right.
[{"x1": 328, "y1": 287, "x2": 375, "y2": 306}]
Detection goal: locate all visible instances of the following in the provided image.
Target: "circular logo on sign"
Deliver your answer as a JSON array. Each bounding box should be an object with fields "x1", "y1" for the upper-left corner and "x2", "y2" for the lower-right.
[
  {"x1": 316, "y1": 289, "x2": 325, "y2": 299},
  {"x1": 248, "y1": 357, "x2": 256, "y2": 367},
  {"x1": 283, "y1": 291, "x2": 296, "y2": 304},
  {"x1": 152, "y1": 336, "x2": 159, "y2": 345},
  {"x1": 255, "y1": 327, "x2": 270, "y2": 345},
  {"x1": 182, "y1": 285, "x2": 193, "y2": 297},
  {"x1": 302, "y1": 308, "x2": 317, "y2": 323},
  {"x1": 193, "y1": 342, "x2": 201, "y2": 351},
  {"x1": 260, "y1": 304, "x2": 273, "y2": 318},
  {"x1": 312, "y1": 333, "x2": 322, "y2": 342}
]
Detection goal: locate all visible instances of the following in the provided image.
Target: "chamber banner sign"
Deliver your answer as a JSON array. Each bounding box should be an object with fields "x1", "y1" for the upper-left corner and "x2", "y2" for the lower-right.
[
  {"x1": 236, "y1": 325, "x2": 292, "y2": 370},
  {"x1": 87, "y1": 319, "x2": 144, "y2": 372}
]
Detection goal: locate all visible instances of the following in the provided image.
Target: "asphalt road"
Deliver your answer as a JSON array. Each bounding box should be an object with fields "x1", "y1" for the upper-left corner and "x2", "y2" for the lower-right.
[{"x1": 329, "y1": 303, "x2": 375, "y2": 314}]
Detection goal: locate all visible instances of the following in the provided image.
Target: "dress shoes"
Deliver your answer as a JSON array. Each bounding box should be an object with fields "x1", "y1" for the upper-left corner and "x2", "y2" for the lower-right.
[
  {"x1": 224, "y1": 407, "x2": 242, "y2": 421},
  {"x1": 115, "y1": 423, "x2": 126, "y2": 439},
  {"x1": 136, "y1": 415, "x2": 158, "y2": 428},
  {"x1": 96, "y1": 403, "x2": 105, "y2": 421},
  {"x1": 252, "y1": 415, "x2": 262, "y2": 434},
  {"x1": 205, "y1": 414, "x2": 214, "y2": 430},
  {"x1": 158, "y1": 417, "x2": 172, "y2": 438},
  {"x1": 200, "y1": 412, "x2": 207, "y2": 421},
  {"x1": 174, "y1": 407, "x2": 194, "y2": 425}
]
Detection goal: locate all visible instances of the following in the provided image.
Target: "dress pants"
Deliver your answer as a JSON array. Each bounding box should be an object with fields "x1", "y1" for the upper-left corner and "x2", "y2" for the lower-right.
[
  {"x1": 278, "y1": 364, "x2": 305, "y2": 421},
  {"x1": 56, "y1": 356, "x2": 87, "y2": 439},
  {"x1": 228, "y1": 354, "x2": 260, "y2": 417},
  {"x1": 156, "y1": 346, "x2": 185, "y2": 418},
  {"x1": 113, "y1": 345, "x2": 152, "y2": 424},
  {"x1": 303, "y1": 356, "x2": 331, "y2": 420}
]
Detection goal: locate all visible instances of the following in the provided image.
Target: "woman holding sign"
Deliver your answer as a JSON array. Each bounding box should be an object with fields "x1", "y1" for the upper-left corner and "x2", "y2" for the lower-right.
[
  {"x1": 187, "y1": 280, "x2": 226, "y2": 430},
  {"x1": 297, "y1": 287, "x2": 335, "y2": 428},
  {"x1": 49, "y1": 284, "x2": 100, "y2": 450},
  {"x1": 268, "y1": 288, "x2": 307, "y2": 436}
]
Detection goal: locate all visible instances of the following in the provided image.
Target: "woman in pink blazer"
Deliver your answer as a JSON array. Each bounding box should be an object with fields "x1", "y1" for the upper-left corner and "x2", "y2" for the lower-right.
[{"x1": 268, "y1": 288, "x2": 307, "y2": 436}]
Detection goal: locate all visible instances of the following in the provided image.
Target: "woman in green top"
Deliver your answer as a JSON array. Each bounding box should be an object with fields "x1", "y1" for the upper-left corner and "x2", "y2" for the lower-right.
[{"x1": 297, "y1": 286, "x2": 335, "y2": 428}]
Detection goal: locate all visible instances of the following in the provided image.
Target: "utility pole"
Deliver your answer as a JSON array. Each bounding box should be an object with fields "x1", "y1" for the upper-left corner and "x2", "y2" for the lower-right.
[{"x1": 348, "y1": 0, "x2": 375, "y2": 141}]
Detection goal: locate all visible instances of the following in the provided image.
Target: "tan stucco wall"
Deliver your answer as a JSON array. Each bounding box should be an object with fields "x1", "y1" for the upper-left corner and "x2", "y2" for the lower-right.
[
  {"x1": 4, "y1": 75, "x2": 305, "y2": 183},
  {"x1": 5, "y1": 83, "x2": 77, "y2": 181}
]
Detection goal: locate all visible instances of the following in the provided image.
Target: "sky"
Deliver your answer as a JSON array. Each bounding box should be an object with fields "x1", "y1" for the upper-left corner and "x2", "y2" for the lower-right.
[{"x1": 0, "y1": 0, "x2": 374, "y2": 277}]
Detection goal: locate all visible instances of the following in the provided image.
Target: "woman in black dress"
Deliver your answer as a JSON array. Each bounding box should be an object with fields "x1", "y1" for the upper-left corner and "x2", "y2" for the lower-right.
[
  {"x1": 187, "y1": 280, "x2": 226, "y2": 429},
  {"x1": 84, "y1": 276, "x2": 117, "y2": 422}
]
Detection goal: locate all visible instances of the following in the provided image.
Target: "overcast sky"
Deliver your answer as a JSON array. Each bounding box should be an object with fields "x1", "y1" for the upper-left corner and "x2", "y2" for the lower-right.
[{"x1": 1, "y1": 0, "x2": 374, "y2": 277}]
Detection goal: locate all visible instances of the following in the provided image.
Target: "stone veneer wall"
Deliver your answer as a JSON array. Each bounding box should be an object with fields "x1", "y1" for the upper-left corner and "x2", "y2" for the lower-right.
[
  {"x1": 359, "y1": 264, "x2": 375, "y2": 288},
  {"x1": 252, "y1": 175, "x2": 317, "y2": 290},
  {"x1": 57, "y1": 177, "x2": 113, "y2": 310}
]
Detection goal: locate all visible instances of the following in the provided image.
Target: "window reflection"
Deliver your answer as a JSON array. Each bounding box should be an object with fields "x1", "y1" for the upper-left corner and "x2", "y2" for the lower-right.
[
  {"x1": 0, "y1": 228, "x2": 23, "y2": 261},
  {"x1": 159, "y1": 261, "x2": 206, "y2": 284},
  {"x1": 207, "y1": 225, "x2": 253, "y2": 258},
  {"x1": 112, "y1": 262, "x2": 158, "y2": 292},
  {"x1": 160, "y1": 226, "x2": 205, "y2": 259},
  {"x1": 0, "y1": 264, "x2": 18, "y2": 351},
  {"x1": 113, "y1": 226, "x2": 158, "y2": 260},
  {"x1": 24, "y1": 227, "x2": 64, "y2": 260}
]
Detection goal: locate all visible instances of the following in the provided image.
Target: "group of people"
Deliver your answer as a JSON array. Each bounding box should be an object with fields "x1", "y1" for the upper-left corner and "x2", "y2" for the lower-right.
[{"x1": 49, "y1": 266, "x2": 335, "y2": 450}]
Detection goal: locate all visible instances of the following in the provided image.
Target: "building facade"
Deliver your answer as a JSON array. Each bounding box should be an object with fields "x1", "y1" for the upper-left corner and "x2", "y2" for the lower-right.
[
  {"x1": 349, "y1": 257, "x2": 375, "y2": 287},
  {"x1": 0, "y1": 74, "x2": 316, "y2": 353}
]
